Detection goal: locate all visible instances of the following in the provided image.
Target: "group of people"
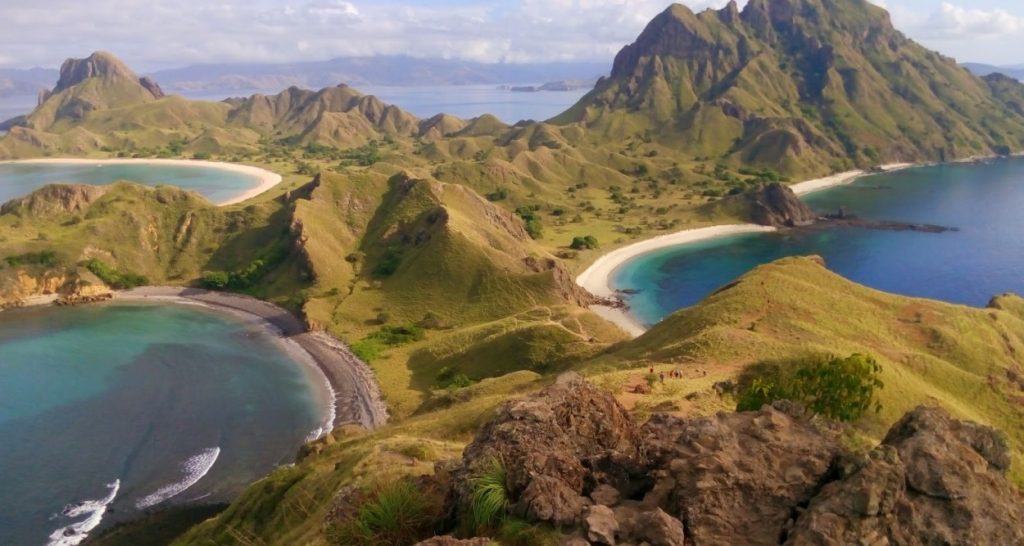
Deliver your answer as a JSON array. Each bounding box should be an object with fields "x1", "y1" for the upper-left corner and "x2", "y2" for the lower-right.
[{"x1": 650, "y1": 367, "x2": 684, "y2": 383}]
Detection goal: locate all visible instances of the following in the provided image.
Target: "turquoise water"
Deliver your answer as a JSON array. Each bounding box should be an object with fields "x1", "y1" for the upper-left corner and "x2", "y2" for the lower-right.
[
  {"x1": 0, "y1": 162, "x2": 263, "y2": 205},
  {"x1": 614, "y1": 158, "x2": 1024, "y2": 326},
  {"x1": 0, "y1": 303, "x2": 325, "y2": 545}
]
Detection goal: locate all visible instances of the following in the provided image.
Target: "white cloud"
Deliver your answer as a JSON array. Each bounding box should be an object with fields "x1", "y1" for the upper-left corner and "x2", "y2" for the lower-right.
[
  {"x1": 1, "y1": 0, "x2": 1022, "y2": 70},
  {"x1": 921, "y1": 2, "x2": 1024, "y2": 38}
]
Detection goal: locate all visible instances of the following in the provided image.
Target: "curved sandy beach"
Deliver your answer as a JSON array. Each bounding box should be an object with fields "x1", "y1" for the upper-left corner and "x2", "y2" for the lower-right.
[
  {"x1": 117, "y1": 287, "x2": 389, "y2": 432},
  {"x1": 576, "y1": 162, "x2": 918, "y2": 338},
  {"x1": 0, "y1": 158, "x2": 283, "y2": 206},
  {"x1": 576, "y1": 225, "x2": 777, "y2": 337}
]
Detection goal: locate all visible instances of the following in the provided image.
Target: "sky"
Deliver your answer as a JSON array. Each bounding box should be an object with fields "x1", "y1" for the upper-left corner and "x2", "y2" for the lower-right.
[{"x1": 1, "y1": 0, "x2": 1023, "y2": 71}]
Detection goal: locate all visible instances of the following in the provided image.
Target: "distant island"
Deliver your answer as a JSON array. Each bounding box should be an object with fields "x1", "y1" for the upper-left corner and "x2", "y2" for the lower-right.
[{"x1": 498, "y1": 79, "x2": 599, "y2": 93}]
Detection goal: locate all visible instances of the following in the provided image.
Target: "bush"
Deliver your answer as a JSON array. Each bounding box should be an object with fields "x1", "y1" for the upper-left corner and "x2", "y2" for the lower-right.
[
  {"x1": 487, "y1": 187, "x2": 510, "y2": 201},
  {"x1": 436, "y1": 366, "x2": 474, "y2": 390},
  {"x1": 4, "y1": 251, "x2": 59, "y2": 268},
  {"x1": 569, "y1": 235, "x2": 599, "y2": 250},
  {"x1": 84, "y1": 259, "x2": 148, "y2": 289},
  {"x1": 327, "y1": 480, "x2": 438, "y2": 546},
  {"x1": 515, "y1": 207, "x2": 543, "y2": 240},
  {"x1": 367, "y1": 325, "x2": 424, "y2": 346},
  {"x1": 736, "y1": 354, "x2": 884, "y2": 422},
  {"x1": 374, "y1": 246, "x2": 403, "y2": 277},
  {"x1": 201, "y1": 271, "x2": 230, "y2": 289},
  {"x1": 351, "y1": 340, "x2": 384, "y2": 362}
]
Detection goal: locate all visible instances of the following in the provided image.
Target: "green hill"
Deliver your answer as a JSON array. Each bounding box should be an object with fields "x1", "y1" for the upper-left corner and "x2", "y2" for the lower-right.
[
  {"x1": 596, "y1": 255, "x2": 1024, "y2": 476},
  {"x1": 554, "y1": 0, "x2": 1024, "y2": 176}
]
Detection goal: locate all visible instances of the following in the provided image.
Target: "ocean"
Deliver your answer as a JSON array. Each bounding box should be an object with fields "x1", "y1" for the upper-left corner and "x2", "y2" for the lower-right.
[
  {"x1": 613, "y1": 158, "x2": 1024, "y2": 326},
  {"x1": 0, "y1": 162, "x2": 263, "y2": 205},
  {"x1": 0, "y1": 303, "x2": 327, "y2": 545}
]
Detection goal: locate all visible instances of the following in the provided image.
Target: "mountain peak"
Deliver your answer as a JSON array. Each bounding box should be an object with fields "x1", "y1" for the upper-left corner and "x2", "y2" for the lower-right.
[{"x1": 53, "y1": 51, "x2": 163, "y2": 98}]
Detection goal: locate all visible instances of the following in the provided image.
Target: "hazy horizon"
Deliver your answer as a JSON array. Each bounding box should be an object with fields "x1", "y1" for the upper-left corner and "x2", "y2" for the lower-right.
[{"x1": 3, "y1": 0, "x2": 1024, "y2": 72}]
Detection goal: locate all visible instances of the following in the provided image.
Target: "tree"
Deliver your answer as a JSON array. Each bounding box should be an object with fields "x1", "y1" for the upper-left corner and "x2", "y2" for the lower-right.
[
  {"x1": 736, "y1": 353, "x2": 884, "y2": 422},
  {"x1": 570, "y1": 235, "x2": 599, "y2": 250},
  {"x1": 202, "y1": 271, "x2": 230, "y2": 289}
]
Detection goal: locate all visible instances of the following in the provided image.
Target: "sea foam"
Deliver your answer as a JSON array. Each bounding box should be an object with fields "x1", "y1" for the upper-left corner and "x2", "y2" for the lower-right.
[
  {"x1": 47, "y1": 480, "x2": 120, "y2": 546},
  {"x1": 136, "y1": 447, "x2": 221, "y2": 509}
]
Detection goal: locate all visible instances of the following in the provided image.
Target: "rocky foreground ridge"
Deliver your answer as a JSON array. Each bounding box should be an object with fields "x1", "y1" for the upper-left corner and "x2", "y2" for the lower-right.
[{"x1": 409, "y1": 373, "x2": 1024, "y2": 545}]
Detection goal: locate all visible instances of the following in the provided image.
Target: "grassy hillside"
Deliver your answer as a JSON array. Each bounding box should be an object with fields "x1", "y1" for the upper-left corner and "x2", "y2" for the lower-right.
[
  {"x1": 590, "y1": 255, "x2": 1024, "y2": 477},
  {"x1": 554, "y1": 0, "x2": 1024, "y2": 177},
  {"x1": 110, "y1": 256, "x2": 1024, "y2": 546}
]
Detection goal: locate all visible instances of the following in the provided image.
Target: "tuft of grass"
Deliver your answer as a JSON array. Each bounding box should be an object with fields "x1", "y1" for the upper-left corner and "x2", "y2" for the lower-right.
[
  {"x1": 328, "y1": 479, "x2": 437, "y2": 546},
  {"x1": 469, "y1": 457, "x2": 511, "y2": 533},
  {"x1": 499, "y1": 518, "x2": 561, "y2": 546}
]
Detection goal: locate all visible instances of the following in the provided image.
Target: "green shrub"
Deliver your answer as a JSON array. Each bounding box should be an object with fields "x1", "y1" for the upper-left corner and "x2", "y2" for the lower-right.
[
  {"x1": 351, "y1": 340, "x2": 384, "y2": 362},
  {"x1": 327, "y1": 480, "x2": 438, "y2": 546},
  {"x1": 436, "y1": 366, "x2": 474, "y2": 390},
  {"x1": 570, "y1": 235, "x2": 598, "y2": 250},
  {"x1": 499, "y1": 519, "x2": 561, "y2": 546},
  {"x1": 469, "y1": 458, "x2": 510, "y2": 533},
  {"x1": 84, "y1": 259, "x2": 148, "y2": 289},
  {"x1": 487, "y1": 187, "x2": 510, "y2": 201},
  {"x1": 736, "y1": 354, "x2": 884, "y2": 422},
  {"x1": 374, "y1": 246, "x2": 403, "y2": 277},
  {"x1": 4, "y1": 251, "x2": 59, "y2": 268},
  {"x1": 368, "y1": 325, "x2": 425, "y2": 346},
  {"x1": 201, "y1": 271, "x2": 230, "y2": 289}
]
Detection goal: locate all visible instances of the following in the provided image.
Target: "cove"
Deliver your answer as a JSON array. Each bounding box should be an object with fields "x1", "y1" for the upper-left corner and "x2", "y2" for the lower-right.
[
  {"x1": 0, "y1": 160, "x2": 274, "y2": 206},
  {"x1": 0, "y1": 302, "x2": 326, "y2": 545},
  {"x1": 613, "y1": 158, "x2": 1024, "y2": 327}
]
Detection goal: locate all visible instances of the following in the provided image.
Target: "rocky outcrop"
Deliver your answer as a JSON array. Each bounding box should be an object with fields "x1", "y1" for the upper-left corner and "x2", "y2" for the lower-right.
[
  {"x1": 1, "y1": 183, "x2": 109, "y2": 216},
  {"x1": 745, "y1": 182, "x2": 819, "y2": 227},
  {"x1": 641, "y1": 401, "x2": 840, "y2": 545},
  {"x1": 53, "y1": 51, "x2": 163, "y2": 98},
  {"x1": 785, "y1": 406, "x2": 1024, "y2": 545},
  {"x1": 448, "y1": 374, "x2": 1024, "y2": 546},
  {"x1": 449, "y1": 372, "x2": 644, "y2": 527}
]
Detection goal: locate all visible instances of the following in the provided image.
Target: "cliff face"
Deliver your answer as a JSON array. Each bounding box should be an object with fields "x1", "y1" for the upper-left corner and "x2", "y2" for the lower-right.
[
  {"x1": 746, "y1": 182, "x2": 819, "y2": 227},
  {"x1": 445, "y1": 373, "x2": 1024, "y2": 545}
]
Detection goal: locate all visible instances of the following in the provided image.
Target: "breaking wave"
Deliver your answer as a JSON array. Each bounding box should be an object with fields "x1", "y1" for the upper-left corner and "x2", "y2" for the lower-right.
[
  {"x1": 135, "y1": 447, "x2": 220, "y2": 509},
  {"x1": 47, "y1": 480, "x2": 120, "y2": 546}
]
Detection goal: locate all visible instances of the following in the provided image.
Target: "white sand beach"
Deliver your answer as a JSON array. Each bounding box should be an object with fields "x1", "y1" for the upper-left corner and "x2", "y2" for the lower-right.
[
  {"x1": 576, "y1": 162, "x2": 921, "y2": 337},
  {"x1": 576, "y1": 224, "x2": 778, "y2": 338},
  {"x1": 0, "y1": 158, "x2": 283, "y2": 206},
  {"x1": 790, "y1": 163, "x2": 915, "y2": 196}
]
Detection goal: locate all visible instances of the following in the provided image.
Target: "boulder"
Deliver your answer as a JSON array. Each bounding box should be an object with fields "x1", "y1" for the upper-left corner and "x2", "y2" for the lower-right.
[
  {"x1": 640, "y1": 401, "x2": 840, "y2": 546},
  {"x1": 585, "y1": 505, "x2": 619, "y2": 545},
  {"x1": 590, "y1": 484, "x2": 621, "y2": 507},
  {"x1": 633, "y1": 508, "x2": 686, "y2": 546},
  {"x1": 449, "y1": 372, "x2": 643, "y2": 527},
  {"x1": 785, "y1": 406, "x2": 1024, "y2": 545}
]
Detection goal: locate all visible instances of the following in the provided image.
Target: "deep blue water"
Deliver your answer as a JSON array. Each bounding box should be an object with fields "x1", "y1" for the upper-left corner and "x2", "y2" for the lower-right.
[
  {"x1": 0, "y1": 303, "x2": 327, "y2": 546},
  {"x1": 614, "y1": 158, "x2": 1024, "y2": 326},
  {"x1": 0, "y1": 162, "x2": 263, "y2": 206}
]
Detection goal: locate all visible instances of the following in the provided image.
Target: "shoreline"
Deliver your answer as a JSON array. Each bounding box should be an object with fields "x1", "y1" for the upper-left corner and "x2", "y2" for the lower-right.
[
  {"x1": 114, "y1": 287, "x2": 388, "y2": 432},
  {"x1": 0, "y1": 158, "x2": 283, "y2": 206},
  {"x1": 574, "y1": 160, "x2": 954, "y2": 338},
  {"x1": 575, "y1": 225, "x2": 778, "y2": 337}
]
